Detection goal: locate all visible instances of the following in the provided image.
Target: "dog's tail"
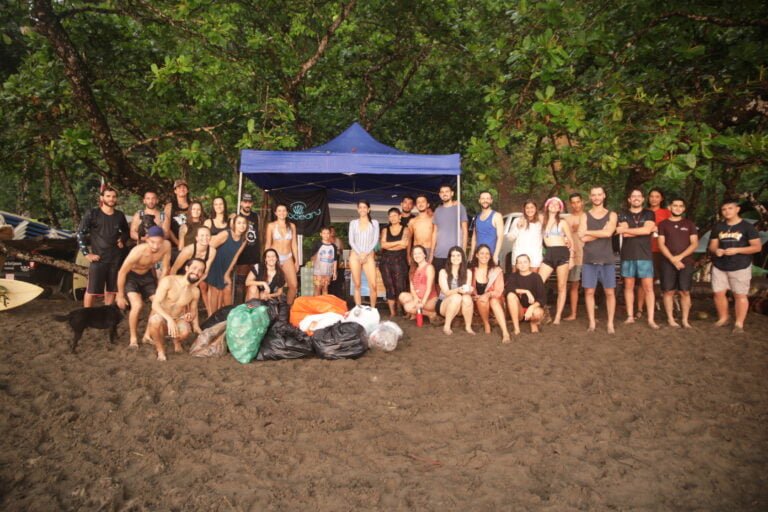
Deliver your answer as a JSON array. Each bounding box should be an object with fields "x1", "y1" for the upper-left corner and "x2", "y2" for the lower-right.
[{"x1": 52, "y1": 313, "x2": 71, "y2": 322}]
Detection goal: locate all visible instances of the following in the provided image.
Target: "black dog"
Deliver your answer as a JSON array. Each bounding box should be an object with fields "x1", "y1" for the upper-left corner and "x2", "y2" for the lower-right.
[{"x1": 53, "y1": 304, "x2": 124, "y2": 352}]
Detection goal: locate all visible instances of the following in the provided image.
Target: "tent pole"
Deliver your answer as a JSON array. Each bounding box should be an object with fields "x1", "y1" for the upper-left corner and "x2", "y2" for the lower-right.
[
  {"x1": 457, "y1": 175, "x2": 462, "y2": 250},
  {"x1": 234, "y1": 168, "x2": 244, "y2": 305}
]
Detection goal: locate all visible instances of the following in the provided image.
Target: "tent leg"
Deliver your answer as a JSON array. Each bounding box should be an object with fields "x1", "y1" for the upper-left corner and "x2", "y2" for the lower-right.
[
  {"x1": 457, "y1": 175, "x2": 462, "y2": 250},
  {"x1": 233, "y1": 172, "x2": 244, "y2": 305}
]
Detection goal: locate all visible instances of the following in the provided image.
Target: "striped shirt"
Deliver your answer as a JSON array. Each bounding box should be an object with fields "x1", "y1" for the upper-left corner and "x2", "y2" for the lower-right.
[{"x1": 349, "y1": 218, "x2": 379, "y2": 254}]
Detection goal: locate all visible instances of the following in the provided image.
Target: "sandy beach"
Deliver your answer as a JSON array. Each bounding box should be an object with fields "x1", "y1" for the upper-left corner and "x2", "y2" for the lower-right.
[{"x1": 1, "y1": 297, "x2": 767, "y2": 510}]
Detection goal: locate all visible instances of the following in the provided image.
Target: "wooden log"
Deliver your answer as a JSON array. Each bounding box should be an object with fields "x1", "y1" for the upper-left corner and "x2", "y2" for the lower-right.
[{"x1": 0, "y1": 240, "x2": 88, "y2": 276}]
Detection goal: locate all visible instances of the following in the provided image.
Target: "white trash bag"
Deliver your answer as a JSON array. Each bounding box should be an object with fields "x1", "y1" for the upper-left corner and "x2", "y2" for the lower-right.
[
  {"x1": 344, "y1": 305, "x2": 381, "y2": 335},
  {"x1": 368, "y1": 321, "x2": 403, "y2": 352}
]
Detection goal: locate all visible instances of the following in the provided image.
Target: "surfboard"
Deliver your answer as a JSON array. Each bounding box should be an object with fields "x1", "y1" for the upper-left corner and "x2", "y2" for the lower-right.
[
  {"x1": 72, "y1": 252, "x2": 89, "y2": 299},
  {"x1": 0, "y1": 278, "x2": 44, "y2": 311}
]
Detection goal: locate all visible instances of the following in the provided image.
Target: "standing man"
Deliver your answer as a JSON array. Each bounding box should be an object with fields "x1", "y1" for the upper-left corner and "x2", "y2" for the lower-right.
[
  {"x1": 164, "y1": 179, "x2": 191, "y2": 251},
  {"x1": 637, "y1": 187, "x2": 671, "y2": 317},
  {"x1": 430, "y1": 184, "x2": 468, "y2": 273},
  {"x1": 130, "y1": 190, "x2": 165, "y2": 244},
  {"x1": 578, "y1": 186, "x2": 618, "y2": 333},
  {"x1": 563, "y1": 192, "x2": 585, "y2": 320},
  {"x1": 146, "y1": 258, "x2": 205, "y2": 361},
  {"x1": 616, "y1": 189, "x2": 659, "y2": 329},
  {"x1": 469, "y1": 191, "x2": 504, "y2": 263},
  {"x1": 399, "y1": 196, "x2": 416, "y2": 228},
  {"x1": 708, "y1": 199, "x2": 762, "y2": 333},
  {"x1": 408, "y1": 194, "x2": 435, "y2": 261},
  {"x1": 77, "y1": 187, "x2": 129, "y2": 307},
  {"x1": 657, "y1": 198, "x2": 698, "y2": 328},
  {"x1": 115, "y1": 226, "x2": 172, "y2": 348},
  {"x1": 234, "y1": 193, "x2": 261, "y2": 303}
]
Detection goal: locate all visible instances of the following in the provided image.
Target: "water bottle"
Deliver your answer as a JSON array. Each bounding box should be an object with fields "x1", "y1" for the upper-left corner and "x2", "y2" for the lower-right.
[{"x1": 416, "y1": 306, "x2": 423, "y2": 327}]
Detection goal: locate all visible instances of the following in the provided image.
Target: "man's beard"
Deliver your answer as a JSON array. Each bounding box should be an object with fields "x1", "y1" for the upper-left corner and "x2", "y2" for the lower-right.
[{"x1": 187, "y1": 275, "x2": 200, "y2": 284}]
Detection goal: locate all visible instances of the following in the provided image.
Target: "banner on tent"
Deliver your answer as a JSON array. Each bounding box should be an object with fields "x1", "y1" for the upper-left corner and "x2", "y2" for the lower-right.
[{"x1": 270, "y1": 189, "x2": 331, "y2": 235}]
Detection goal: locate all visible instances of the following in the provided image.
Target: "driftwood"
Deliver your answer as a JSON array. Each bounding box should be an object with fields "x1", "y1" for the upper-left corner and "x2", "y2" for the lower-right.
[{"x1": 0, "y1": 240, "x2": 88, "y2": 276}]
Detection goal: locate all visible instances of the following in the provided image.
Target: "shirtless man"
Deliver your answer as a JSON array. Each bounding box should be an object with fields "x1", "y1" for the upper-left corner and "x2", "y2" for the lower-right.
[
  {"x1": 116, "y1": 226, "x2": 172, "y2": 348},
  {"x1": 563, "y1": 192, "x2": 585, "y2": 320},
  {"x1": 408, "y1": 194, "x2": 435, "y2": 263},
  {"x1": 171, "y1": 225, "x2": 217, "y2": 315},
  {"x1": 146, "y1": 258, "x2": 205, "y2": 361}
]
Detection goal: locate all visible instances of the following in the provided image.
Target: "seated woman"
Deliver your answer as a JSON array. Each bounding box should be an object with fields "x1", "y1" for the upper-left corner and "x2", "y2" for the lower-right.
[
  {"x1": 437, "y1": 246, "x2": 475, "y2": 336},
  {"x1": 470, "y1": 244, "x2": 510, "y2": 343},
  {"x1": 398, "y1": 245, "x2": 438, "y2": 323},
  {"x1": 245, "y1": 248, "x2": 285, "y2": 301},
  {"x1": 505, "y1": 254, "x2": 546, "y2": 335}
]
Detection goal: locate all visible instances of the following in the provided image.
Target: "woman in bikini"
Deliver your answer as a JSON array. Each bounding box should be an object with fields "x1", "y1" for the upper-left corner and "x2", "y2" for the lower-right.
[
  {"x1": 204, "y1": 196, "x2": 230, "y2": 237},
  {"x1": 348, "y1": 200, "x2": 379, "y2": 307},
  {"x1": 471, "y1": 244, "x2": 510, "y2": 342},
  {"x1": 265, "y1": 204, "x2": 299, "y2": 304},
  {"x1": 539, "y1": 197, "x2": 575, "y2": 324}
]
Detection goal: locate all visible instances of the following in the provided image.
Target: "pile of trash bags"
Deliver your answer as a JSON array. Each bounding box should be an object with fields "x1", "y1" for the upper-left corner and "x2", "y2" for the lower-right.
[{"x1": 190, "y1": 296, "x2": 405, "y2": 364}]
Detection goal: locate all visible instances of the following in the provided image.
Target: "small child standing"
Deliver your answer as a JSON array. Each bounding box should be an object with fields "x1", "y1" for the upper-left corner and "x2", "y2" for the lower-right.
[{"x1": 312, "y1": 226, "x2": 337, "y2": 296}]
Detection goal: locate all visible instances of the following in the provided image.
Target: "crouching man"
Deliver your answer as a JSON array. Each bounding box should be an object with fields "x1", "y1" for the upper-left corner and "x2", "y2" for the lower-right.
[{"x1": 147, "y1": 258, "x2": 205, "y2": 361}]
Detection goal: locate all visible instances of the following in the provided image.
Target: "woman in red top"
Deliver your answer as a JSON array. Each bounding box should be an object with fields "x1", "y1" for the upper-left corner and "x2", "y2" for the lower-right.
[{"x1": 398, "y1": 245, "x2": 438, "y2": 323}]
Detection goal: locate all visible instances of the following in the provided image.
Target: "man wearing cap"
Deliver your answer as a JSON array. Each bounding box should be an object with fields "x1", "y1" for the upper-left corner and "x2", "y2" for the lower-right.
[
  {"x1": 116, "y1": 225, "x2": 172, "y2": 348},
  {"x1": 234, "y1": 192, "x2": 261, "y2": 302},
  {"x1": 163, "y1": 179, "x2": 191, "y2": 252}
]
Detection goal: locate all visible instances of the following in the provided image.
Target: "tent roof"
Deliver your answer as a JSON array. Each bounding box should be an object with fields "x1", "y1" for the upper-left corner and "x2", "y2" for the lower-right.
[{"x1": 239, "y1": 122, "x2": 461, "y2": 204}]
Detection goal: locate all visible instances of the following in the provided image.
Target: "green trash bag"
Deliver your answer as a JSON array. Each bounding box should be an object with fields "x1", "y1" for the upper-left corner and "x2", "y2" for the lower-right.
[{"x1": 226, "y1": 304, "x2": 270, "y2": 364}]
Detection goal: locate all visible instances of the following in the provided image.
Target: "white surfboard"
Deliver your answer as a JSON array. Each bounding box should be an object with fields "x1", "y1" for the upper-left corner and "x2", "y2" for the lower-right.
[
  {"x1": 0, "y1": 278, "x2": 44, "y2": 311},
  {"x1": 73, "y1": 252, "x2": 89, "y2": 299}
]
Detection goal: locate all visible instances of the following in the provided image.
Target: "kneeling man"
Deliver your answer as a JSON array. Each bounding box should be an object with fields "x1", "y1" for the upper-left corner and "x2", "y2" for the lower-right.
[
  {"x1": 116, "y1": 225, "x2": 171, "y2": 347},
  {"x1": 147, "y1": 258, "x2": 205, "y2": 360}
]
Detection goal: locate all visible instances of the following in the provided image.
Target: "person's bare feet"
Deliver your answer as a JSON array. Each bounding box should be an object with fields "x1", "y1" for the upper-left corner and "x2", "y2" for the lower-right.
[
  {"x1": 129, "y1": 338, "x2": 139, "y2": 349},
  {"x1": 173, "y1": 341, "x2": 183, "y2": 353},
  {"x1": 513, "y1": 329, "x2": 521, "y2": 335},
  {"x1": 682, "y1": 321, "x2": 692, "y2": 329},
  {"x1": 501, "y1": 335, "x2": 511, "y2": 343},
  {"x1": 635, "y1": 310, "x2": 643, "y2": 319},
  {"x1": 607, "y1": 323, "x2": 615, "y2": 334},
  {"x1": 668, "y1": 320, "x2": 681, "y2": 328},
  {"x1": 157, "y1": 352, "x2": 167, "y2": 361},
  {"x1": 483, "y1": 324, "x2": 492, "y2": 334},
  {"x1": 587, "y1": 323, "x2": 596, "y2": 332},
  {"x1": 465, "y1": 327, "x2": 476, "y2": 335},
  {"x1": 531, "y1": 325, "x2": 540, "y2": 333},
  {"x1": 624, "y1": 317, "x2": 635, "y2": 324},
  {"x1": 648, "y1": 321, "x2": 660, "y2": 330},
  {"x1": 714, "y1": 318, "x2": 729, "y2": 327},
  {"x1": 563, "y1": 314, "x2": 576, "y2": 321},
  {"x1": 142, "y1": 336, "x2": 153, "y2": 344},
  {"x1": 443, "y1": 327, "x2": 453, "y2": 335},
  {"x1": 732, "y1": 325, "x2": 745, "y2": 334}
]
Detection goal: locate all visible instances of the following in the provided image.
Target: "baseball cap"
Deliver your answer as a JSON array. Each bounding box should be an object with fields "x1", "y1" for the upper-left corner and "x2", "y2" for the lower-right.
[
  {"x1": 146, "y1": 225, "x2": 165, "y2": 238},
  {"x1": 173, "y1": 179, "x2": 188, "y2": 188},
  {"x1": 241, "y1": 193, "x2": 253, "y2": 202}
]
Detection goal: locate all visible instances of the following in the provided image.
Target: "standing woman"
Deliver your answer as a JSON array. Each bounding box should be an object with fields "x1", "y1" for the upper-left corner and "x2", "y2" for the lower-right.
[
  {"x1": 177, "y1": 200, "x2": 206, "y2": 250},
  {"x1": 509, "y1": 200, "x2": 543, "y2": 272},
  {"x1": 437, "y1": 247, "x2": 475, "y2": 336},
  {"x1": 380, "y1": 207, "x2": 410, "y2": 316},
  {"x1": 204, "y1": 196, "x2": 230, "y2": 237},
  {"x1": 398, "y1": 245, "x2": 438, "y2": 322},
  {"x1": 245, "y1": 248, "x2": 285, "y2": 301},
  {"x1": 539, "y1": 197, "x2": 575, "y2": 324},
  {"x1": 471, "y1": 244, "x2": 510, "y2": 342},
  {"x1": 205, "y1": 215, "x2": 248, "y2": 314},
  {"x1": 265, "y1": 204, "x2": 299, "y2": 304},
  {"x1": 348, "y1": 200, "x2": 380, "y2": 307}
]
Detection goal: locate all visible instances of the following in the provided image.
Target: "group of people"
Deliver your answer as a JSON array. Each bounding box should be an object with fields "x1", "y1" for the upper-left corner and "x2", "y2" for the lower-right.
[{"x1": 74, "y1": 178, "x2": 761, "y2": 359}]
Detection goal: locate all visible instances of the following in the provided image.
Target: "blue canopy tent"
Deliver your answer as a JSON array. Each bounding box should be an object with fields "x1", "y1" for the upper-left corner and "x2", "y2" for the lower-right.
[{"x1": 238, "y1": 122, "x2": 462, "y2": 212}]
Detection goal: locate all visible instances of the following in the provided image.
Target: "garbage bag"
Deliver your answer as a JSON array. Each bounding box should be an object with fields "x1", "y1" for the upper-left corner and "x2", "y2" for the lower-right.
[
  {"x1": 189, "y1": 321, "x2": 228, "y2": 357},
  {"x1": 344, "y1": 305, "x2": 380, "y2": 335},
  {"x1": 226, "y1": 303, "x2": 270, "y2": 364},
  {"x1": 201, "y1": 305, "x2": 236, "y2": 329},
  {"x1": 368, "y1": 321, "x2": 403, "y2": 352},
  {"x1": 299, "y1": 312, "x2": 346, "y2": 334},
  {"x1": 311, "y1": 321, "x2": 368, "y2": 360},
  {"x1": 267, "y1": 297, "x2": 290, "y2": 323},
  {"x1": 256, "y1": 321, "x2": 315, "y2": 360},
  {"x1": 290, "y1": 295, "x2": 348, "y2": 328}
]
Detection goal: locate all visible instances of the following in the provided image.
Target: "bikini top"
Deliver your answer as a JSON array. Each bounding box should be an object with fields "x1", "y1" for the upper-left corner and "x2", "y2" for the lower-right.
[
  {"x1": 544, "y1": 221, "x2": 564, "y2": 237},
  {"x1": 272, "y1": 224, "x2": 293, "y2": 241}
]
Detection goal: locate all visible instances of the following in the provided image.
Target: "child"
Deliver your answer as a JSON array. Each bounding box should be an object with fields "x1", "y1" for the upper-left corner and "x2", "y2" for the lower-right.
[{"x1": 312, "y1": 226, "x2": 337, "y2": 296}]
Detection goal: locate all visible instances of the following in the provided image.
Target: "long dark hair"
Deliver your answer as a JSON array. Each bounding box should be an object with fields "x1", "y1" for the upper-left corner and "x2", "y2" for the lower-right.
[
  {"x1": 542, "y1": 198, "x2": 563, "y2": 233},
  {"x1": 521, "y1": 199, "x2": 540, "y2": 229},
  {"x1": 409, "y1": 245, "x2": 429, "y2": 280},
  {"x1": 209, "y1": 196, "x2": 229, "y2": 223},
  {"x1": 358, "y1": 199, "x2": 372, "y2": 222},
  {"x1": 469, "y1": 244, "x2": 498, "y2": 270},
  {"x1": 188, "y1": 200, "x2": 205, "y2": 223},
  {"x1": 444, "y1": 246, "x2": 468, "y2": 288},
  {"x1": 259, "y1": 248, "x2": 285, "y2": 282}
]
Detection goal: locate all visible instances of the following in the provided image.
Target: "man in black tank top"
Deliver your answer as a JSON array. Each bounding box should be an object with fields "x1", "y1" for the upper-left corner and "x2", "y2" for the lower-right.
[
  {"x1": 234, "y1": 193, "x2": 261, "y2": 303},
  {"x1": 130, "y1": 190, "x2": 166, "y2": 244},
  {"x1": 578, "y1": 186, "x2": 618, "y2": 333},
  {"x1": 164, "y1": 179, "x2": 190, "y2": 250}
]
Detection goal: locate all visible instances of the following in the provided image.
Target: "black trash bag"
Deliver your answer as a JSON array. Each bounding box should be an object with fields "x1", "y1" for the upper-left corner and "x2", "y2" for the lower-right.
[
  {"x1": 256, "y1": 321, "x2": 315, "y2": 360},
  {"x1": 311, "y1": 321, "x2": 368, "y2": 360},
  {"x1": 201, "y1": 305, "x2": 236, "y2": 329}
]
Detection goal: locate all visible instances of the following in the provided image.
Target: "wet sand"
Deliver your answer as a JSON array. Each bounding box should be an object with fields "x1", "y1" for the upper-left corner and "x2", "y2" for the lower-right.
[{"x1": 1, "y1": 298, "x2": 767, "y2": 510}]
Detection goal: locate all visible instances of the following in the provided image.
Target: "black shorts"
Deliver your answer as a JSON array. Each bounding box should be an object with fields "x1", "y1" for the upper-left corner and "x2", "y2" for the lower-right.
[
  {"x1": 659, "y1": 260, "x2": 694, "y2": 292},
  {"x1": 86, "y1": 259, "x2": 120, "y2": 295},
  {"x1": 125, "y1": 271, "x2": 158, "y2": 300},
  {"x1": 542, "y1": 246, "x2": 570, "y2": 268},
  {"x1": 435, "y1": 298, "x2": 444, "y2": 316}
]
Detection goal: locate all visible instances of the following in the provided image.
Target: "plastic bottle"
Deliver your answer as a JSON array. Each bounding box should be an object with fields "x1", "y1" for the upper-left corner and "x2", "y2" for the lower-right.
[{"x1": 416, "y1": 306, "x2": 423, "y2": 327}]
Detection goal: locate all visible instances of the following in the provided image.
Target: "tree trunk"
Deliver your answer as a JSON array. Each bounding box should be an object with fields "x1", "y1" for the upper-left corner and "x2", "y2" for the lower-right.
[
  {"x1": 57, "y1": 164, "x2": 81, "y2": 227},
  {"x1": 0, "y1": 241, "x2": 88, "y2": 276},
  {"x1": 42, "y1": 150, "x2": 61, "y2": 228}
]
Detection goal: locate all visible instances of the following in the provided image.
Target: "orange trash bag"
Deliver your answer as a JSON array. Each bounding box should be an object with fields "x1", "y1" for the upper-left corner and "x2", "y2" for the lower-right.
[{"x1": 290, "y1": 295, "x2": 348, "y2": 328}]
